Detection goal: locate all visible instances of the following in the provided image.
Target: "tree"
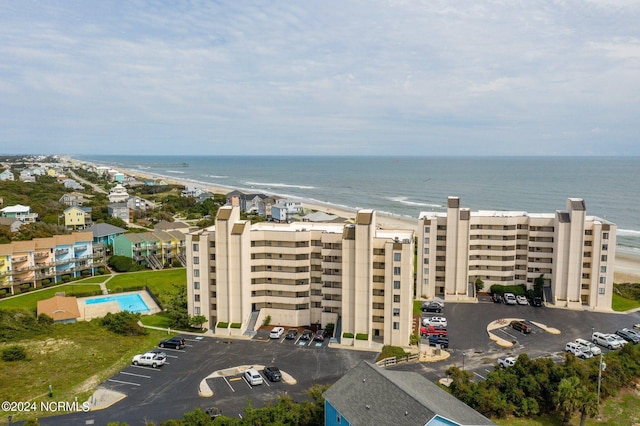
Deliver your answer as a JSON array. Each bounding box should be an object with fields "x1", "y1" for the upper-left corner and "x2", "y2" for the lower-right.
[
  {"x1": 163, "y1": 283, "x2": 190, "y2": 329},
  {"x1": 475, "y1": 277, "x2": 485, "y2": 292},
  {"x1": 555, "y1": 376, "x2": 582, "y2": 425},
  {"x1": 189, "y1": 315, "x2": 207, "y2": 329},
  {"x1": 534, "y1": 274, "x2": 545, "y2": 297},
  {"x1": 578, "y1": 391, "x2": 599, "y2": 426}
]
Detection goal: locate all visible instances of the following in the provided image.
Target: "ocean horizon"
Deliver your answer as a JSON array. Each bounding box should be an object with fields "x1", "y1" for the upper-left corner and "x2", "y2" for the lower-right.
[{"x1": 74, "y1": 155, "x2": 640, "y2": 254}]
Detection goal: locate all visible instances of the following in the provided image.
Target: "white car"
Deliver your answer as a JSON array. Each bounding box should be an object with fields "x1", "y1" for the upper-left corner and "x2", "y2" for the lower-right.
[
  {"x1": 244, "y1": 368, "x2": 264, "y2": 386},
  {"x1": 609, "y1": 333, "x2": 628, "y2": 347},
  {"x1": 422, "y1": 316, "x2": 447, "y2": 328},
  {"x1": 503, "y1": 293, "x2": 517, "y2": 305},
  {"x1": 516, "y1": 295, "x2": 528, "y2": 305},
  {"x1": 132, "y1": 352, "x2": 166, "y2": 368},
  {"x1": 269, "y1": 327, "x2": 285, "y2": 339},
  {"x1": 575, "y1": 338, "x2": 602, "y2": 356},
  {"x1": 592, "y1": 332, "x2": 622, "y2": 350},
  {"x1": 498, "y1": 356, "x2": 516, "y2": 368},
  {"x1": 565, "y1": 342, "x2": 593, "y2": 359}
]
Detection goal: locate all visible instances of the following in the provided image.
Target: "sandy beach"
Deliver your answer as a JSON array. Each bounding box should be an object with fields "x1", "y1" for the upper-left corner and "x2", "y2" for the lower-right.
[{"x1": 114, "y1": 165, "x2": 640, "y2": 283}]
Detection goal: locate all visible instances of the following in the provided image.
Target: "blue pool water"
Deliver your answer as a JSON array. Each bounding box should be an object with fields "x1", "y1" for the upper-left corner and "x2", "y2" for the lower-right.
[{"x1": 85, "y1": 293, "x2": 150, "y2": 313}]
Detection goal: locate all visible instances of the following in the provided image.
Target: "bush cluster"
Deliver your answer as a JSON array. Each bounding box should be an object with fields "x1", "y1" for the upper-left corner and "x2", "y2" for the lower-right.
[
  {"x1": 2, "y1": 345, "x2": 27, "y2": 361},
  {"x1": 0, "y1": 309, "x2": 53, "y2": 341},
  {"x1": 490, "y1": 284, "x2": 527, "y2": 296},
  {"x1": 99, "y1": 311, "x2": 147, "y2": 336},
  {"x1": 107, "y1": 255, "x2": 144, "y2": 273}
]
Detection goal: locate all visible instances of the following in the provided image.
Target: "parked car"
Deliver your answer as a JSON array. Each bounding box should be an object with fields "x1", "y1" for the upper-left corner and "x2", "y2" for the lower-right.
[
  {"x1": 503, "y1": 293, "x2": 517, "y2": 305},
  {"x1": 421, "y1": 302, "x2": 443, "y2": 313},
  {"x1": 205, "y1": 407, "x2": 222, "y2": 419},
  {"x1": 269, "y1": 327, "x2": 285, "y2": 339},
  {"x1": 634, "y1": 324, "x2": 640, "y2": 330},
  {"x1": 510, "y1": 320, "x2": 532, "y2": 334},
  {"x1": 565, "y1": 342, "x2": 593, "y2": 359},
  {"x1": 592, "y1": 332, "x2": 622, "y2": 349},
  {"x1": 616, "y1": 328, "x2": 640, "y2": 344},
  {"x1": 498, "y1": 356, "x2": 516, "y2": 368},
  {"x1": 530, "y1": 296, "x2": 543, "y2": 307},
  {"x1": 159, "y1": 337, "x2": 185, "y2": 349},
  {"x1": 609, "y1": 333, "x2": 629, "y2": 347},
  {"x1": 314, "y1": 330, "x2": 325, "y2": 342},
  {"x1": 428, "y1": 335, "x2": 449, "y2": 348},
  {"x1": 148, "y1": 349, "x2": 167, "y2": 358},
  {"x1": 285, "y1": 329, "x2": 298, "y2": 340},
  {"x1": 516, "y1": 295, "x2": 528, "y2": 305},
  {"x1": 244, "y1": 368, "x2": 264, "y2": 386},
  {"x1": 300, "y1": 329, "x2": 313, "y2": 340},
  {"x1": 263, "y1": 366, "x2": 282, "y2": 382},
  {"x1": 132, "y1": 352, "x2": 166, "y2": 368},
  {"x1": 491, "y1": 294, "x2": 503, "y2": 303},
  {"x1": 575, "y1": 338, "x2": 602, "y2": 356},
  {"x1": 422, "y1": 316, "x2": 447, "y2": 328},
  {"x1": 420, "y1": 325, "x2": 448, "y2": 336}
]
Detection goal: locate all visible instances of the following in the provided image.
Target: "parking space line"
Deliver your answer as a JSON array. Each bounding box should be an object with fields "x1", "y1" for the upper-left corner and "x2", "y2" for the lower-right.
[
  {"x1": 498, "y1": 329, "x2": 518, "y2": 340},
  {"x1": 260, "y1": 373, "x2": 271, "y2": 387},
  {"x1": 165, "y1": 354, "x2": 178, "y2": 358},
  {"x1": 184, "y1": 338, "x2": 200, "y2": 342},
  {"x1": 120, "y1": 371, "x2": 151, "y2": 379},
  {"x1": 223, "y1": 376, "x2": 235, "y2": 392},
  {"x1": 474, "y1": 372, "x2": 486, "y2": 380},
  {"x1": 108, "y1": 379, "x2": 141, "y2": 386},
  {"x1": 243, "y1": 377, "x2": 253, "y2": 389},
  {"x1": 130, "y1": 365, "x2": 163, "y2": 371}
]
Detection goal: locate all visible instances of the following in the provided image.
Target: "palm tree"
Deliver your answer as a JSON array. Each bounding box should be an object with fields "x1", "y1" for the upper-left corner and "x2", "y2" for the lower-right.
[
  {"x1": 555, "y1": 376, "x2": 582, "y2": 425},
  {"x1": 578, "y1": 391, "x2": 599, "y2": 426}
]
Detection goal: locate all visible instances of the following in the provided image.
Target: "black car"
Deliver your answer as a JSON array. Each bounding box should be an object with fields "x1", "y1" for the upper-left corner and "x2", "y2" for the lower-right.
[
  {"x1": 491, "y1": 294, "x2": 503, "y2": 303},
  {"x1": 530, "y1": 296, "x2": 543, "y2": 307},
  {"x1": 300, "y1": 329, "x2": 313, "y2": 340},
  {"x1": 264, "y1": 366, "x2": 282, "y2": 382},
  {"x1": 421, "y1": 302, "x2": 442, "y2": 313},
  {"x1": 285, "y1": 329, "x2": 298, "y2": 340},
  {"x1": 159, "y1": 337, "x2": 185, "y2": 349},
  {"x1": 314, "y1": 330, "x2": 325, "y2": 342}
]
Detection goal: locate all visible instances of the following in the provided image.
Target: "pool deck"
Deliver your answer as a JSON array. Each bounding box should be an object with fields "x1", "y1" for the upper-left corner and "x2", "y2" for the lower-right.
[{"x1": 77, "y1": 290, "x2": 162, "y2": 321}]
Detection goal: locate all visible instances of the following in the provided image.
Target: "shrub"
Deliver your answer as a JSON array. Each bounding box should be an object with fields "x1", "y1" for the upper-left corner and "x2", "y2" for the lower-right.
[
  {"x1": 61, "y1": 274, "x2": 71, "y2": 283},
  {"x1": 356, "y1": 333, "x2": 368, "y2": 340},
  {"x1": 324, "y1": 322, "x2": 335, "y2": 337},
  {"x1": 108, "y1": 255, "x2": 140, "y2": 273},
  {"x1": 410, "y1": 333, "x2": 420, "y2": 346},
  {"x1": 263, "y1": 315, "x2": 272, "y2": 326},
  {"x1": 490, "y1": 284, "x2": 527, "y2": 296},
  {"x1": 342, "y1": 332, "x2": 354, "y2": 338},
  {"x1": 41, "y1": 278, "x2": 51, "y2": 286},
  {"x1": 217, "y1": 322, "x2": 229, "y2": 328},
  {"x1": 97, "y1": 267, "x2": 107, "y2": 275},
  {"x1": 230, "y1": 323, "x2": 241, "y2": 329},
  {"x1": 172, "y1": 259, "x2": 182, "y2": 268},
  {"x1": 2, "y1": 345, "x2": 27, "y2": 361},
  {"x1": 99, "y1": 311, "x2": 147, "y2": 336}
]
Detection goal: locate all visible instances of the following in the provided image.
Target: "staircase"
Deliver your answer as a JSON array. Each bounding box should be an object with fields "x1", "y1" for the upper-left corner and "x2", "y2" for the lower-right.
[
  {"x1": 243, "y1": 311, "x2": 260, "y2": 337},
  {"x1": 145, "y1": 255, "x2": 163, "y2": 270},
  {"x1": 176, "y1": 253, "x2": 187, "y2": 267}
]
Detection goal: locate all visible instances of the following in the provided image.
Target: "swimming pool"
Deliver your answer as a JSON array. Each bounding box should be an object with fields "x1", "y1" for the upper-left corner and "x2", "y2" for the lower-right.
[{"x1": 85, "y1": 293, "x2": 150, "y2": 313}]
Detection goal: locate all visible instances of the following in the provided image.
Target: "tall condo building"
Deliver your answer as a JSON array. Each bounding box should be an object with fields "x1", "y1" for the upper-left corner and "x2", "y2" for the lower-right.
[
  {"x1": 417, "y1": 197, "x2": 615, "y2": 311},
  {"x1": 186, "y1": 206, "x2": 415, "y2": 347}
]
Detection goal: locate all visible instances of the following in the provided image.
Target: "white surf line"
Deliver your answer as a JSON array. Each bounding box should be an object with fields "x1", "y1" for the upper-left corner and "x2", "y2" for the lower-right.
[
  {"x1": 108, "y1": 379, "x2": 140, "y2": 386},
  {"x1": 120, "y1": 372, "x2": 151, "y2": 378}
]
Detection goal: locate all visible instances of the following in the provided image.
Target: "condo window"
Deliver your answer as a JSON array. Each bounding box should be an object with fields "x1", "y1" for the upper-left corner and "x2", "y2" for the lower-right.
[
  {"x1": 394, "y1": 253, "x2": 401, "y2": 261},
  {"x1": 600, "y1": 266, "x2": 606, "y2": 273},
  {"x1": 194, "y1": 307, "x2": 200, "y2": 315},
  {"x1": 603, "y1": 232, "x2": 609, "y2": 240},
  {"x1": 599, "y1": 288, "x2": 605, "y2": 295},
  {"x1": 193, "y1": 269, "x2": 199, "y2": 277},
  {"x1": 423, "y1": 279, "x2": 429, "y2": 285},
  {"x1": 423, "y1": 258, "x2": 429, "y2": 264},
  {"x1": 602, "y1": 244, "x2": 608, "y2": 251},
  {"x1": 394, "y1": 267, "x2": 401, "y2": 275},
  {"x1": 393, "y1": 295, "x2": 400, "y2": 303},
  {"x1": 193, "y1": 256, "x2": 199, "y2": 265},
  {"x1": 393, "y1": 281, "x2": 400, "y2": 289},
  {"x1": 600, "y1": 277, "x2": 606, "y2": 284},
  {"x1": 393, "y1": 322, "x2": 400, "y2": 330},
  {"x1": 192, "y1": 243, "x2": 199, "y2": 251},
  {"x1": 194, "y1": 294, "x2": 200, "y2": 302},
  {"x1": 424, "y1": 226, "x2": 430, "y2": 234},
  {"x1": 393, "y1": 308, "x2": 400, "y2": 316},
  {"x1": 601, "y1": 255, "x2": 607, "y2": 262},
  {"x1": 424, "y1": 268, "x2": 429, "y2": 275},
  {"x1": 194, "y1": 281, "x2": 200, "y2": 290}
]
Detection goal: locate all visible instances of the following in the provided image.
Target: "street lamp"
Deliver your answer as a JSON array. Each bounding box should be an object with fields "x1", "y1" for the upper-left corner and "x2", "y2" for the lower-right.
[
  {"x1": 462, "y1": 352, "x2": 466, "y2": 371},
  {"x1": 597, "y1": 353, "x2": 606, "y2": 405}
]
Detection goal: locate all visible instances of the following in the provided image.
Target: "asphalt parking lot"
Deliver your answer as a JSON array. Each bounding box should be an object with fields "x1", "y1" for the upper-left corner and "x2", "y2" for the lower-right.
[
  {"x1": 411, "y1": 300, "x2": 640, "y2": 382},
  {"x1": 39, "y1": 332, "x2": 375, "y2": 425}
]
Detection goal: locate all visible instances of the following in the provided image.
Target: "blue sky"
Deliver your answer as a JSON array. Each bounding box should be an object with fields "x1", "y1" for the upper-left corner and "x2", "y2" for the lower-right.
[{"x1": 1, "y1": 1, "x2": 639, "y2": 156}]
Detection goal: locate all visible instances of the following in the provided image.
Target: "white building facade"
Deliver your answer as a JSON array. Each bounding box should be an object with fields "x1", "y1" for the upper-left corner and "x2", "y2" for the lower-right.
[
  {"x1": 187, "y1": 206, "x2": 415, "y2": 347},
  {"x1": 417, "y1": 197, "x2": 615, "y2": 311}
]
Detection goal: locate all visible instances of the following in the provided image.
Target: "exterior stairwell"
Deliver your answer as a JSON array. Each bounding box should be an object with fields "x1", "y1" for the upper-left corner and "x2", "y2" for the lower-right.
[
  {"x1": 176, "y1": 253, "x2": 187, "y2": 267},
  {"x1": 243, "y1": 311, "x2": 260, "y2": 337},
  {"x1": 145, "y1": 255, "x2": 163, "y2": 270}
]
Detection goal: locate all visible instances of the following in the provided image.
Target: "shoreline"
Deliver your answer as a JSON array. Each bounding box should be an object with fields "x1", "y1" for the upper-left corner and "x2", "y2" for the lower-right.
[{"x1": 98, "y1": 163, "x2": 640, "y2": 283}]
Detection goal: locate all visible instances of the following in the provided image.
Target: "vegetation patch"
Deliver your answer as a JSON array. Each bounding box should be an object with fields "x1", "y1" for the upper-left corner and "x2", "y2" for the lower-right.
[
  {"x1": 2, "y1": 345, "x2": 27, "y2": 361},
  {"x1": 217, "y1": 322, "x2": 229, "y2": 328},
  {"x1": 0, "y1": 284, "x2": 102, "y2": 310},
  {"x1": 377, "y1": 345, "x2": 408, "y2": 362},
  {"x1": 611, "y1": 293, "x2": 640, "y2": 312},
  {"x1": 230, "y1": 322, "x2": 241, "y2": 329},
  {"x1": 342, "y1": 332, "x2": 354, "y2": 338},
  {"x1": 140, "y1": 312, "x2": 173, "y2": 328},
  {"x1": 100, "y1": 311, "x2": 147, "y2": 336},
  {"x1": 355, "y1": 333, "x2": 368, "y2": 340},
  {"x1": 105, "y1": 269, "x2": 186, "y2": 307}
]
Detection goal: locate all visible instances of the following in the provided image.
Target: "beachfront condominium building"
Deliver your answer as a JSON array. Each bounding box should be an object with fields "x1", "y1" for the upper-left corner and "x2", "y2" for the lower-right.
[
  {"x1": 417, "y1": 197, "x2": 616, "y2": 311},
  {"x1": 186, "y1": 206, "x2": 415, "y2": 347}
]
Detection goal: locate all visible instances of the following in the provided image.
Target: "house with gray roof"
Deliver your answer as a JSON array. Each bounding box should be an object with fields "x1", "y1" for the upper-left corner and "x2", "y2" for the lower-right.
[
  {"x1": 323, "y1": 361, "x2": 494, "y2": 426},
  {"x1": 86, "y1": 223, "x2": 126, "y2": 247}
]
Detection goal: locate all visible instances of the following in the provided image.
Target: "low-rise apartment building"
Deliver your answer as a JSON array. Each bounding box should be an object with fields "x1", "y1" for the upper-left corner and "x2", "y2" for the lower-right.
[
  {"x1": 417, "y1": 197, "x2": 615, "y2": 311},
  {"x1": 0, "y1": 232, "x2": 105, "y2": 295},
  {"x1": 187, "y1": 206, "x2": 415, "y2": 347}
]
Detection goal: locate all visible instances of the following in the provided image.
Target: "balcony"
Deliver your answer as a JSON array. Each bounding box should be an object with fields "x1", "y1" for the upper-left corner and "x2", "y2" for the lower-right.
[
  {"x1": 55, "y1": 248, "x2": 69, "y2": 256},
  {"x1": 74, "y1": 245, "x2": 88, "y2": 252},
  {"x1": 34, "y1": 252, "x2": 49, "y2": 259},
  {"x1": 11, "y1": 256, "x2": 28, "y2": 263},
  {"x1": 0, "y1": 260, "x2": 4, "y2": 266}
]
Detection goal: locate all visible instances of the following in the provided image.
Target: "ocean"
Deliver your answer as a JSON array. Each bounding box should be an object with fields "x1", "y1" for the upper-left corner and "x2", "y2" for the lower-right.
[{"x1": 74, "y1": 155, "x2": 640, "y2": 253}]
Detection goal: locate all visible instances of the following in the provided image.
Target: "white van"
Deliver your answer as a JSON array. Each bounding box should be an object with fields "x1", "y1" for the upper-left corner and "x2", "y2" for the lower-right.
[{"x1": 244, "y1": 368, "x2": 264, "y2": 386}]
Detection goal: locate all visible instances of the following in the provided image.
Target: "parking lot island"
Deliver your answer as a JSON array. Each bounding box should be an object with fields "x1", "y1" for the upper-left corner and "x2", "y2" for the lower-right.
[{"x1": 199, "y1": 364, "x2": 297, "y2": 397}]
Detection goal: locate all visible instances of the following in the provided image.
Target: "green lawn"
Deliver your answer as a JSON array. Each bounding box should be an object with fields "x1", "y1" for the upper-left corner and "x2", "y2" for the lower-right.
[
  {"x1": 106, "y1": 269, "x2": 186, "y2": 305},
  {"x1": 0, "y1": 284, "x2": 103, "y2": 311},
  {"x1": 413, "y1": 300, "x2": 422, "y2": 315},
  {"x1": 611, "y1": 293, "x2": 640, "y2": 312},
  {"x1": 140, "y1": 312, "x2": 173, "y2": 328},
  {"x1": 0, "y1": 321, "x2": 168, "y2": 422},
  {"x1": 77, "y1": 275, "x2": 111, "y2": 283}
]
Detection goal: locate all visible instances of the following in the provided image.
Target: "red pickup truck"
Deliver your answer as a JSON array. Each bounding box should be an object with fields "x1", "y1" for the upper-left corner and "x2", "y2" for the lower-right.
[{"x1": 420, "y1": 325, "x2": 448, "y2": 336}]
